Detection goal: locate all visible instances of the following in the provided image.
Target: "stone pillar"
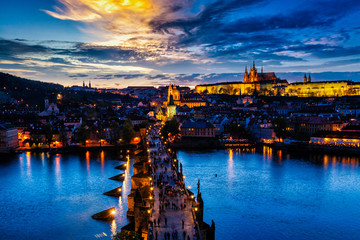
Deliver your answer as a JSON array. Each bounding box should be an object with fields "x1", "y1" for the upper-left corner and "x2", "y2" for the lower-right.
[
  {"x1": 134, "y1": 189, "x2": 149, "y2": 233},
  {"x1": 196, "y1": 179, "x2": 204, "y2": 223}
]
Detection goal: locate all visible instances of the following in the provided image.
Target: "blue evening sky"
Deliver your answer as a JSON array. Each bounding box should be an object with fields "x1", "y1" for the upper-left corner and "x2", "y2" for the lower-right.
[{"x1": 1, "y1": 0, "x2": 360, "y2": 88}]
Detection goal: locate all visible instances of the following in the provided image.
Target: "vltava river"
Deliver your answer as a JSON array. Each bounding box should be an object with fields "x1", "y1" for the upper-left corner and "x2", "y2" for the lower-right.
[
  {"x1": 178, "y1": 148, "x2": 360, "y2": 240},
  {"x1": 0, "y1": 148, "x2": 359, "y2": 240},
  {"x1": 0, "y1": 151, "x2": 132, "y2": 240}
]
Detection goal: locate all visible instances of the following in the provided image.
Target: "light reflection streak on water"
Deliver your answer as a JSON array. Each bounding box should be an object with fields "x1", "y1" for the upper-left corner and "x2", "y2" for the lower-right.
[
  {"x1": 111, "y1": 219, "x2": 117, "y2": 237},
  {"x1": 100, "y1": 151, "x2": 105, "y2": 174},
  {"x1": 323, "y1": 155, "x2": 329, "y2": 170},
  {"x1": 263, "y1": 146, "x2": 272, "y2": 162},
  {"x1": 41, "y1": 152, "x2": 45, "y2": 166},
  {"x1": 55, "y1": 154, "x2": 61, "y2": 187},
  {"x1": 86, "y1": 151, "x2": 90, "y2": 174},
  {"x1": 121, "y1": 156, "x2": 131, "y2": 199},
  {"x1": 26, "y1": 151, "x2": 32, "y2": 179},
  {"x1": 227, "y1": 149, "x2": 234, "y2": 181},
  {"x1": 19, "y1": 155, "x2": 24, "y2": 176},
  {"x1": 277, "y1": 150, "x2": 282, "y2": 165}
]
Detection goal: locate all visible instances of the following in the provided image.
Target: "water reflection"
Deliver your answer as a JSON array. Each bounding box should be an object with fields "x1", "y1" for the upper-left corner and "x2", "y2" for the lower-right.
[
  {"x1": 55, "y1": 154, "x2": 61, "y2": 187},
  {"x1": 177, "y1": 149, "x2": 360, "y2": 240},
  {"x1": 26, "y1": 151, "x2": 32, "y2": 179},
  {"x1": 263, "y1": 146, "x2": 272, "y2": 161},
  {"x1": 227, "y1": 149, "x2": 234, "y2": 181},
  {"x1": 86, "y1": 151, "x2": 90, "y2": 173},
  {"x1": 41, "y1": 152, "x2": 45, "y2": 166},
  {"x1": 100, "y1": 151, "x2": 105, "y2": 174},
  {"x1": 0, "y1": 150, "x2": 133, "y2": 240},
  {"x1": 309, "y1": 153, "x2": 360, "y2": 168},
  {"x1": 111, "y1": 219, "x2": 117, "y2": 237}
]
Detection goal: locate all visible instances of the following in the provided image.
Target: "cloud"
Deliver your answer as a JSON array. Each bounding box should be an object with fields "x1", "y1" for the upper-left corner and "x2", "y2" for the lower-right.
[{"x1": 68, "y1": 73, "x2": 88, "y2": 78}]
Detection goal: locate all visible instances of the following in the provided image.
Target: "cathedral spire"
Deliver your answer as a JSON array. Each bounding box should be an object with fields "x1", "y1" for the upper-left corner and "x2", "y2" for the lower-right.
[
  {"x1": 261, "y1": 66, "x2": 263, "y2": 74},
  {"x1": 308, "y1": 74, "x2": 311, "y2": 83},
  {"x1": 252, "y1": 61, "x2": 255, "y2": 70},
  {"x1": 303, "y1": 74, "x2": 307, "y2": 83},
  {"x1": 244, "y1": 65, "x2": 249, "y2": 83}
]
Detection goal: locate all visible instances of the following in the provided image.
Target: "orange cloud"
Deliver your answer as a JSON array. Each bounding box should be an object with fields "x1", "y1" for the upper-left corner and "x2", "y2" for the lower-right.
[{"x1": 44, "y1": 0, "x2": 203, "y2": 64}]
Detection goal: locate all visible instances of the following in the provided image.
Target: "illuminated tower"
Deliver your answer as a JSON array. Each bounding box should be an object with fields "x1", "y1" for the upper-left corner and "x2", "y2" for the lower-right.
[
  {"x1": 303, "y1": 74, "x2": 307, "y2": 83},
  {"x1": 167, "y1": 83, "x2": 173, "y2": 104},
  {"x1": 249, "y1": 61, "x2": 258, "y2": 82},
  {"x1": 167, "y1": 83, "x2": 180, "y2": 105},
  {"x1": 308, "y1": 74, "x2": 311, "y2": 83},
  {"x1": 44, "y1": 97, "x2": 49, "y2": 110},
  {"x1": 167, "y1": 94, "x2": 177, "y2": 119},
  {"x1": 244, "y1": 66, "x2": 249, "y2": 83}
]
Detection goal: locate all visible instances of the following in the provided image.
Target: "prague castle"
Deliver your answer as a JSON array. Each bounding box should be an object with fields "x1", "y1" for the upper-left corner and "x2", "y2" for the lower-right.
[{"x1": 195, "y1": 62, "x2": 360, "y2": 97}]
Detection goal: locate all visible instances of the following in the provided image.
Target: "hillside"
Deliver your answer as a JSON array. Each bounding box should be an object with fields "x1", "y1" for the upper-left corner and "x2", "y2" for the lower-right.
[
  {"x1": 0, "y1": 72, "x2": 139, "y2": 108},
  {"x1": 0, "y1": 72, "x2": 64, "y2": 106}
]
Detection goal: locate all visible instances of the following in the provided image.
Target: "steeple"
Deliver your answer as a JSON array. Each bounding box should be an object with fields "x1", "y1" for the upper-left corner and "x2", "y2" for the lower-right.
[
  {"x1": 89, "y1": 81, "x2": 91, "y2": 88},
  {"x1": 252, "y1": 61, "x2": 255, "y2": 70},
  {"x1": 303, "y1": 74, "x2": 307, "y2": 83},
  {"x1": 44, "y1": 97, "x2": 49, "y2": 110},
  {"x1": 244, "y1": 66, "x2": 249, "y2": 83},
  {"x1": 261, "y1": 66, "x2": 263, "y2": 74},
  {"x1": 83, "y1": 81, "x2": 85, "y2": 88},
  {"x1": 308, "y1": 74, "x2": 311, "y2": 83}
]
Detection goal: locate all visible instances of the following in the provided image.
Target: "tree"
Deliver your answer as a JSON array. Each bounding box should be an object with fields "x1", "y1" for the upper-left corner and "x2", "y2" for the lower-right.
[
  {"x1": 76, "y1": 124, "x2": 89, "y2": 146},
  {"x1": 109, "y1": 121, "x2": 121, "y2": 144},
  {"x1": 59, "y1": 126, "x2": 68, "y2": 147},
  {"x1": 272, "y1": 118, "x2": 287, "y2": 142},
  {"x1": 44, "y1": 123, "x2": 53, "y2": 148},
  {"x1": 113, "y1": 231, "x2": 142, "y2": 240},
  {"x1": 226, "y1": 124, "x2": 249, "y2": 139},
  {"x1": 161, "y1": 118, "x2": 180, "y2": 139},
  {"x1": 122, "y1": 119, "x2": 135, "y2": 144}
]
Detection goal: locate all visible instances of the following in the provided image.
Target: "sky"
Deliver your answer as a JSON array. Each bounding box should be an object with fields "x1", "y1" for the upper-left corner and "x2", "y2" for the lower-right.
[{"x1": 1, "y1": 0, "x2": 360, "y2": 88}]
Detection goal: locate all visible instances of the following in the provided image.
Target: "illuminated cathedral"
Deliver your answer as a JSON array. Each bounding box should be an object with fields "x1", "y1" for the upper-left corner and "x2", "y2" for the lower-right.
[{"x1": 244, "y1": 61, "x2": 277, "y2": 83}]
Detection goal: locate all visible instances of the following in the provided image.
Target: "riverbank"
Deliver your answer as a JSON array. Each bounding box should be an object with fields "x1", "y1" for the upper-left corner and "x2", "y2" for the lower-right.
[
  {"x1": 169, "y1": 138, "x2": 360, "y2": 156},
  {"x1": 14, "y1": 144, "x2": 138, "y2": 154},
  {"x1": 262, "y1": 142, "x2": 360, "y2": 155}
]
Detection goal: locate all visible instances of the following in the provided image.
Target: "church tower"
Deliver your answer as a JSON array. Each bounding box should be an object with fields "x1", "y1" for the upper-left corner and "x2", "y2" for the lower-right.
[
  {"x1": 303, "y1": 74, "x2": 307, "y2": 83},
  {"x1": 83, "y1": 81, "x2": 85, "y2": 88},
  {"x1": 167, "y1": 94, "x2": 177, "y2": 119},
  {"x1": 249, "y1": 61, "x2": 258, "y2": 82},
  {"x1": 44, "y1": 97, "x2": 49, "y2": 110},
  {"x1": 167, "y1": 83, "x2": 173, "y2": 104},
  {"x1": 308, "y1": 74, "x2": 311, "y2": 83},
  {"x1": 89, "y1": 81, "x2": 91, "y2": 88},
  {"x1": 244, "y1": 66, "x2": 249, "y2": 83}
]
